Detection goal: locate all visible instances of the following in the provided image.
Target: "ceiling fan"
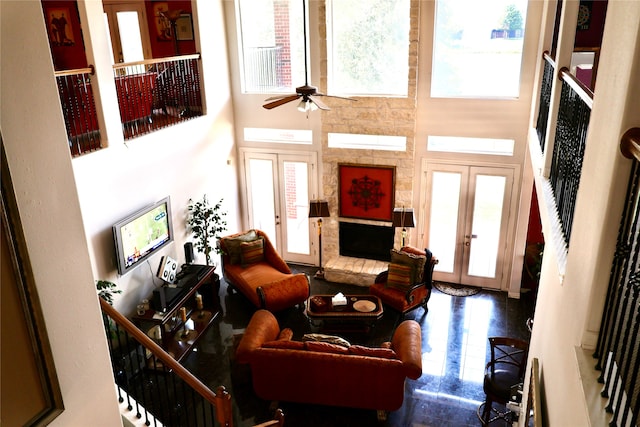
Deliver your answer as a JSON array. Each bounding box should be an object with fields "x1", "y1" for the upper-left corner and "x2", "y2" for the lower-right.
[{"x1": 262, "y1": 0, "x2": 355, "y2": 112}]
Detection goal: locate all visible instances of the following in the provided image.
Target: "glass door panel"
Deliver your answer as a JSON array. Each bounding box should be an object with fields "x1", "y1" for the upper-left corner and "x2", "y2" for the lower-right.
[
  {"x1": 466, "y1": 174, "x2": 506, "y2": 278},
  {"x1": 103, "y1": 3, "x2": 151, "y2": 64},
  {"x1": 247, "y1": 157, "x2": 278, "y2": 245},
  {"x1": 428, "y1": 170, "x2": 462, "y2": 273},
  {"x1": 116, "y1": 11, "x2": 144, "y2": 63},
  {"x1": 281, "y1": 160, "x2": 310, "y2": 257}
]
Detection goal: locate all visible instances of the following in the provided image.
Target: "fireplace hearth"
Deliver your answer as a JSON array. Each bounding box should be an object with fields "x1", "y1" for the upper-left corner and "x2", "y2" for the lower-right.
[{"x1": 339, "y1": 222, "x2": 394, "y2": 262}]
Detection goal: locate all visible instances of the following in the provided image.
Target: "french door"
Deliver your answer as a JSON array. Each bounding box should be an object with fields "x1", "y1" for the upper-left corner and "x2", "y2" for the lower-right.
[
  {"x1": 241, "y1": 149, "x2": 318, "y2": 265},
  {"x1": 420, "y1": 162, "x2": 515, "y2": 289}
]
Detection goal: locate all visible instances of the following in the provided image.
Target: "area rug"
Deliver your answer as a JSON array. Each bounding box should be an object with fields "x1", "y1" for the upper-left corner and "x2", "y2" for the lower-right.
[{"x1": 433, "y1": 281, "x2": 481, "y2": 297}]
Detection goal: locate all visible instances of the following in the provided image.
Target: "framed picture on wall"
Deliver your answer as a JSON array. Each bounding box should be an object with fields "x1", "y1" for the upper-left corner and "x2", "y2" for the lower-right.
[
  {"x1": 153, "y1": 2, "x2": 172, "y2": 42},
  {"x1": 44, "y1": 7, "x2": 75, "y2": 46},
  {"x1": 338, "y1": 164, "x2": 395, "y2": 221},
  {"x1": 176, "y1": 14, "x2": 194, "y2": 41}
]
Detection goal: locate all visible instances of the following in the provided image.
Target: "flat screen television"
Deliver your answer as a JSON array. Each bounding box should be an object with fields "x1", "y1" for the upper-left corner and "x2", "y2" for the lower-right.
[{"x1": 113, "y1": 197, "x2": 174, "y2": 275}]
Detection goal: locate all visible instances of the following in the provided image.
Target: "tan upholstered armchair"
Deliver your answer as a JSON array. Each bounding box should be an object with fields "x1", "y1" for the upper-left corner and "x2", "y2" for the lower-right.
[{"x1": 369, "y1": 246, "x2": 438, "y2": 315}]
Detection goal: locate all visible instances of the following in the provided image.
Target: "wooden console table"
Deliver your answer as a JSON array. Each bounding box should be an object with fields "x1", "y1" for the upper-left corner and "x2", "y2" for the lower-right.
[{"x1": 132, "y1": 265, "x2": 220, "y2": 362}]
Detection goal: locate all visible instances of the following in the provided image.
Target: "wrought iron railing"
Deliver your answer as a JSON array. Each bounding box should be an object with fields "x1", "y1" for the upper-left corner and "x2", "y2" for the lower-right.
[
  {"x1": 112, "y1": 54, "x2": 203, "y2": 140},
  {"x1": 100, "y1": 298, "x2": 233, "y2": 427},
  {"x1": 54, "y1": 66, "x2": 101, "y2": 157},
  {"x1": 243, "y1": 47, "x2": 284, "y2": 92},
  {"x1": 535, "y1": 52, "x2": 555, "y2": 153},
  {"x1": 594, "y1": 128, "x2": 640, "y2": 427},
  {"x1": 548, "y1": 67, "x2": 593, "y2": 247}
]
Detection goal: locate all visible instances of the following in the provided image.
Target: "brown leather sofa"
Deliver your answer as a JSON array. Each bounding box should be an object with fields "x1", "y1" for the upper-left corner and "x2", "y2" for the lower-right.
[
  {"x1": 236, "y1": 309, "x2": 423, "y2": 419},
  {"x1": 218, "y1": 229, "x2": 309, "y2": 312}
]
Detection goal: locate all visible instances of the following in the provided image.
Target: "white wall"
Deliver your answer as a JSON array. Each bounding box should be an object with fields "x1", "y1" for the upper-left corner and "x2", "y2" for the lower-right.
[
  {"x1": 71, "y1": 0, "x2": 240, "y2": 316},
  {"x1": 0, "y1": 0, "x2": 238, "y2": 424},
  {"x1": 525, "y1": 1, "x2": 640, "y2": 425}
]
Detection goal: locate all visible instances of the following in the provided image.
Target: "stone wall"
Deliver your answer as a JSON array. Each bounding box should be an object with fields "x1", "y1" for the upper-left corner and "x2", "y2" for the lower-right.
[{"x1": 315, "y1": 1, "x2": 420, "y2": 267}]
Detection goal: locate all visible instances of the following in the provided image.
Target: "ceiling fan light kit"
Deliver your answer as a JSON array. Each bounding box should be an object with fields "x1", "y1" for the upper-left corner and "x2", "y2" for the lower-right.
[{"x1": 262, "y1": 0, "x2": 355, "y2": 112}]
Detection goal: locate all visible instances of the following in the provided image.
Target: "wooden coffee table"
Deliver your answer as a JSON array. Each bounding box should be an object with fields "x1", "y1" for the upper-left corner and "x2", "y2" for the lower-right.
[{"x1": 305, "y1": 295, "x2": 383, "y2": 334}]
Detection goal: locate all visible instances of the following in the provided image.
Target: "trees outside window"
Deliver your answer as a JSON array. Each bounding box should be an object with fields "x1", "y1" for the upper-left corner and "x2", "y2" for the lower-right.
[
  {"x1": 432, "y1": 0, "x2": 528, "y2": 98},
  {"x1": 327, "y1": 0, "x2": 410, "y2": 96}
]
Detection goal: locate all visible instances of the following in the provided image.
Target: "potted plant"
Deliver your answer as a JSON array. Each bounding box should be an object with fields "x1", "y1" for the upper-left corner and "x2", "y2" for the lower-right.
[
  {"x1": 96, "y1": 279, "x2": 121, "y2": 305},
  {"x1": 96, "y1": 280, "x2": 122, "y2": 341},
  {"x1": 187, "y1": 195, "x2": 228, "y2": 266}
]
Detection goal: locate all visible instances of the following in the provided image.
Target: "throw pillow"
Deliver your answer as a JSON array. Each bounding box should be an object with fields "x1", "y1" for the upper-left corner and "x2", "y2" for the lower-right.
[
  {"x1": 277, "y1": 328, "x2": 294, "y2": 341},
  {"x1": 302, "y1": 333, "x2": 351, "y2": 348},
  {"x1": 305, "y1": 341, "x2": 349, "y2": 354},
  {"x1": 348, "y1": 345, "x2": 397, "y2": 359},
  {"x1": 262, "y1": 340, "x2": 305, "y2": 350},
  {"x1": 240, "y1": 237, "x2": 264, "y2": 265},
  {"x1": 386, "y1": 262, "x2": 412, "y2": 291},
  {"x1": 222, "y1": 230, "x2": 258, "y2": 264},
  {"x1": 390, "y1": 248, "x2": 427, "y2": 284}
]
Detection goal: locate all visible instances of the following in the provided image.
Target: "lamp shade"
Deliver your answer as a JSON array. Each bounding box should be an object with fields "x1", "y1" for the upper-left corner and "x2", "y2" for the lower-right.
[
  {"x1": 392, "y1": 208, "x2": 415, "y2": 228},
  {"x1": 309, "y1": 200, "x2": 330, "y2": 218}
]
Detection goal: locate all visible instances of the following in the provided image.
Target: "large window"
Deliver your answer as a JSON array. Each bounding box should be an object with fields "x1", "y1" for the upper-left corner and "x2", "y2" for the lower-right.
[
  {"x1": 432, "y1": 0, "x2": 528, "y2": 98},
  {"x1": 327, "y1": 0, "x2": 410, "y2": 96},
  {"x1": 237, "y1": 0, "x2": 305, "y2": 93}
]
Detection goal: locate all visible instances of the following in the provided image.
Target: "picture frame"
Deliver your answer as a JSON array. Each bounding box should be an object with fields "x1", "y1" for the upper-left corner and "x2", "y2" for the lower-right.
[
  {"x1": 1, "y1": 146, "x2": 64, "y2": 424},
  {"x1": 176, "y1": 14, "x2": 194, "y2": 41},
  {"x1": 44, "y1": 7, "x2": 75, "y2": 47},
  {"x1": 338, "y1": 164, "x2": 395, "y2": 221}
]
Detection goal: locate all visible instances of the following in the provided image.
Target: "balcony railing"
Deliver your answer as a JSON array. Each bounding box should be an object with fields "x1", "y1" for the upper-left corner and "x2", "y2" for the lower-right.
[
  {"x1": 548, "y1": 67, "x2": 593, "y2": 247},
  {"x1": 594, "y1": 128, "x2": 640, "y2": 427},
  {"x1": 54, "y1": 66, "x2": 102, "y2": 157},
  {"x1": 100, "y1": 298, "x2": 233, "y2": 427},
  {"x1": 243, "y1": 46, "x2": 286, "y2": 92},
  {"x1": 535, "y1": 52, "x2": 555, "y2": 153},
  {"x1": 113, "y1": 54, "x2": 203, "y2": 140}
]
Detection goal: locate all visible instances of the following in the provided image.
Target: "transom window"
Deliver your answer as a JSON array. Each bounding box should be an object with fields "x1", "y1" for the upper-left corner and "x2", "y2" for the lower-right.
[
  {"x1": 431, "y1": 0, "x2": 528, "y2": 98},
  {"x1": 327, "y1": 0, "x2": 410, "y2": 96}
]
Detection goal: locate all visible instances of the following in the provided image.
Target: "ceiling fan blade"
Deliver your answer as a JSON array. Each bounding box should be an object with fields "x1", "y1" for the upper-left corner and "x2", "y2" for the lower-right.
[
  {"x1": 308, "y1": 95, "x2": 330, "y2": 110},
  {"x1": 315, "y1": 92, "x2": 357, "y2": 102},
  {"x1": 264, "y1": 93, "x2": 297, "y2": 101},
  {"x1": 263, "y1": 95, "x2": 301, "y2": 110}
]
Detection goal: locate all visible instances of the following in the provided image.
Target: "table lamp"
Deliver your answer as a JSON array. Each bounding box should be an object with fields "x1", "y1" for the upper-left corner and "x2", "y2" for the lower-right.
[
  {"x1": 392, "y1": 207, "x2": 415, "y2": 247},
  {"x1": 309, "y1": 200, "x2": 330, "y2": 280}
]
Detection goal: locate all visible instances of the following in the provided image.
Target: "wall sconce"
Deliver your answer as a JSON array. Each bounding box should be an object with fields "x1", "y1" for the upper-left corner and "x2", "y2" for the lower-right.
[
  {"x1": 392, "y1": 207, "x2": 415, "y2": 247},
  {"x1": 309, "y1": 200, "x2": 330, "y2": 280}
]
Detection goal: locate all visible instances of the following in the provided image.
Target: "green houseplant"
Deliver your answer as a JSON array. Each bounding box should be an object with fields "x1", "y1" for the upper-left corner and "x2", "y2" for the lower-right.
[
  {"x1": 96, "y1": 280, "x2": 122, "y2": 340},
  {"x1": 96, "y1": 279, "x2": 121, "y2": 305},
  {"x1": 187, "y1": 195, "x2": 228, "y2": 266}
]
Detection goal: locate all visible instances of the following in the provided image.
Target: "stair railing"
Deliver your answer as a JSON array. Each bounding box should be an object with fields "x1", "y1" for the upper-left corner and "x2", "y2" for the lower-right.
[
  {"x1": 99, "y1": 298, "x2": 233, "y2": 427},
  {"x1": 548, "y1": 66, "x2": 593, "y2": 247},
  {"x1": 593, "y1": 128, "x2": 640, "y2": 427}
]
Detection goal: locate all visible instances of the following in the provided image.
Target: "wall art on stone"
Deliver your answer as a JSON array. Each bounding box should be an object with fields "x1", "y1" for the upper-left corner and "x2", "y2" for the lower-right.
[{"x1": 338, "y1": 164, "x2": 395, "y2": 221}]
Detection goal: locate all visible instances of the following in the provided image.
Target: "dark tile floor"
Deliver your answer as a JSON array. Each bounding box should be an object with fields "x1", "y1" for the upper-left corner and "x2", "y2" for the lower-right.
[{"x1": 182, "y1": 265, "x2": 535, "y2": 427}]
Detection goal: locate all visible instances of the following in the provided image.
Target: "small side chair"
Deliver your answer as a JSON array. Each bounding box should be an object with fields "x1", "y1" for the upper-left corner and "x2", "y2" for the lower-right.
[
  {"x1": 369, "y1": 246, "x2": 438, "y2": 315},
  {"x1": 477, "y1": 336, "x2": 530, "y2": 425}
]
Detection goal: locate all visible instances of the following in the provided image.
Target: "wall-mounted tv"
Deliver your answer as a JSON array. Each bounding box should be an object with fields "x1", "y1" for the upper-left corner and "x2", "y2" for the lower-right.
[{"x1": 113, "y1": 197, "x2": 174, "y2": 275}]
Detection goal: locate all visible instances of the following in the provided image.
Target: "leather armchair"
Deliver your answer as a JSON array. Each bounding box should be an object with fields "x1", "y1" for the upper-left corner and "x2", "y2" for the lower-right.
[{"x1": 369, "y1": 246, "x2": 438, "y2": 315}]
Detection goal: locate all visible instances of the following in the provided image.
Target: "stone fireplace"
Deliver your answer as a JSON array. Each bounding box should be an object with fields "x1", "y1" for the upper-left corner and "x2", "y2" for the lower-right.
[{"x1": 314, "y1": 1, "x2": 420, "y2": 286}]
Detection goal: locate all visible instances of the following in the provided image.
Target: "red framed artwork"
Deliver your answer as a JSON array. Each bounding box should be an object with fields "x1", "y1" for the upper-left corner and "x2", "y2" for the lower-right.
[{"x1": 338, "y1": 164, "x2": 395, "y2": 221}]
